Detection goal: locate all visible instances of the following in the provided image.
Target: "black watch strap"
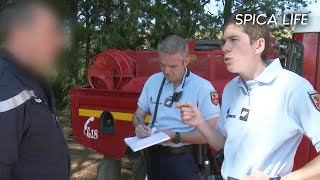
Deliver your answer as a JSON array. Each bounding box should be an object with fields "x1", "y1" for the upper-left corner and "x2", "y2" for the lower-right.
[
  {"x1": 269, "y1": 177, "x2": 281, "y2": 180},
  {"x1": 173, "y1": 132, "x2": 180, "y2": 144}
]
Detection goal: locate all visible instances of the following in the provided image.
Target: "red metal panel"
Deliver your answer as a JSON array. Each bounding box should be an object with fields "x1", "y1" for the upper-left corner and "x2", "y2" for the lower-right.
[
  {"x1": 317, "y1": 33, "x2": 320, "y2": 95},
  {"x1": 293, "y1": 137, "x2": 311, "y2": 170},
  {"x1": 71, "y1": 88, "x2": 80, "y2": 139},
  {"x1": 71, "y1": 88, "x2": 140, "y2": 159},
  {"x1": 294, "y1": 33, "x2": 318, "y2": 85},
  {"x1": 309, "y1": 33, "x2": 320, "y2": 162},
  {"x1": 213, "y1": 51, "x2": 236, "y2": 95},
  {"x1": 73, "y1": 116, "x2": 134, "y2": 160},
  {"x1": 292, "y1": 33, "x2": 319, "y2": 169}
]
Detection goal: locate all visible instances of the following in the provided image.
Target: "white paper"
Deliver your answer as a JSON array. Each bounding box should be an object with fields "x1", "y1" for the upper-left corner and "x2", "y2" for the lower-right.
[{"x1": 124, "y1": 128, "x2": 170, "y2": 152}]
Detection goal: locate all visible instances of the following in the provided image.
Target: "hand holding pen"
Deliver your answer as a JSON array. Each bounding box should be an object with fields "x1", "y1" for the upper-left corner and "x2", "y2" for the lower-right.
[{"x1": 134, "y1": 114, "x2": 151, "y2": 138}]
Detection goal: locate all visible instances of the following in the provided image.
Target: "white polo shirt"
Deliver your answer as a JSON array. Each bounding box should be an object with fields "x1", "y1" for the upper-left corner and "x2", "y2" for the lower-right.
[
  {"x1": 217, "y1": 59, "x2": 320, "y2": 179},
  {"x1": 138, "y1": 70, "x2": 220, "y2": 146}
]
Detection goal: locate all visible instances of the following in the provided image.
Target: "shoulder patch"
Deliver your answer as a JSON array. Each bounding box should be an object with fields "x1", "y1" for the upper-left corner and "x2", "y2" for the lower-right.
[
  {"x1": 210, "y1": 91, "x2": 219, "y2": 105},
  {"x1": 308, "y1": 90, "x2": 320, "y2": 111}
]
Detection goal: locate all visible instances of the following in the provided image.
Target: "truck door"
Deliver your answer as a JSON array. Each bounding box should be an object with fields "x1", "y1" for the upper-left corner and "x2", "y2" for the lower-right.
[
  {"x1": 316, "y1": 34, "x2": 320, "y2": 96},
  {"x1": 306, "y1": 32, "x2": 320, "y2": 164},
  {"x1": 287, "y1": 32, "x2": 320, "y2": 169}
]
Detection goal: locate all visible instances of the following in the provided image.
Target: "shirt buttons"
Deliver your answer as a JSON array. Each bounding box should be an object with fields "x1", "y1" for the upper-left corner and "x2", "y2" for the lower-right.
[
  {"x1": 248, "y1": 84, "x2": 253, "y2": 90},
  {"x1": 246, "y1": 81, "x2": 257, "y2": 90}
]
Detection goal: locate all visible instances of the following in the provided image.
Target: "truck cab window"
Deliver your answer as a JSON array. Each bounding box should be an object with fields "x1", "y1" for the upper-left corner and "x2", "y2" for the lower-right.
[{"x1": 286, "y1": 40, "x2": 304, "y2": 76}]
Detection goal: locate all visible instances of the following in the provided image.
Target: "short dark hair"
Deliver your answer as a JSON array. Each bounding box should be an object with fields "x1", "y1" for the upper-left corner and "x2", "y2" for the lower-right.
[
  {"x1": 0, "y1": 0, "x2": 56, "y2": 43},
  {"x1": 223, "y1": 14, "x2": 270, "y2": 61}
]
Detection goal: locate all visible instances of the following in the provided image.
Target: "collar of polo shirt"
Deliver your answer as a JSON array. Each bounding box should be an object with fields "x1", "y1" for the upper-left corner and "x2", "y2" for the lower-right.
[{"x1": 237, "y1": 59, "x2": 283, "y2": 90}]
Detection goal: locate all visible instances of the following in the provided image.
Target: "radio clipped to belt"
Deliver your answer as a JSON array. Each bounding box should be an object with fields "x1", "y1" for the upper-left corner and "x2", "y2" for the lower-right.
[{"x1": 194, "y1": 144, "x2": 224, "y2": 180}]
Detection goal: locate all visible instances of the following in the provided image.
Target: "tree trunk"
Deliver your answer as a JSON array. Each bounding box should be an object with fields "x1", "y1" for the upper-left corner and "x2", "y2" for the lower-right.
[
  {"x1": 103, "y1": 0, "x2": 113, "y2": 32},
  {"x1": 84, "y1": 2, "x2": 91, "y2": 65},
  {"x1": 223, "y1": 0, "x2": 233, "y2": 25},
  {"x1": 70, "y1": 0, "x2": 80, "y2": 51}
]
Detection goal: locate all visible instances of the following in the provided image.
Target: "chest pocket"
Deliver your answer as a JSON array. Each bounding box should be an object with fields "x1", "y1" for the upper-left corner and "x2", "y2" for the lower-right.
[{"x1": 149, "y1": 92, "x2": 167, "y2": 112}]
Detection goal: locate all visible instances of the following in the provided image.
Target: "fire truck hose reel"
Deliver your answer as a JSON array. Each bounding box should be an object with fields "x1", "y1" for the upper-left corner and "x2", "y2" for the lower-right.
[{"x1": 88, "y1": 49, "x2": 135, "y2": 90}]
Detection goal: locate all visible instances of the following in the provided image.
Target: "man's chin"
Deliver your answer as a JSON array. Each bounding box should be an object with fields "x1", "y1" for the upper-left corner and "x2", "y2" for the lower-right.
[
  {"x1": 226, "y1": 65, "x2": 238, "y2": 74},
  {"x1": 36, "y1": 65, "x2": 57, "y2": 77},
  {"x1": 165, "y1": 76, "x2": 173, "y2": 82}
]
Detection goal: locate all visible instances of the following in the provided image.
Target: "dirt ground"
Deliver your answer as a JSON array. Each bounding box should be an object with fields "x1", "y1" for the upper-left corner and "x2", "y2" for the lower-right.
[{"x1": 59, "y1": 112, "x2": 135, "y2": 180}]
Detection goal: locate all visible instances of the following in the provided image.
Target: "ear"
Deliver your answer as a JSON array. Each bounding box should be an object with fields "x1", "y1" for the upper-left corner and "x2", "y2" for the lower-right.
[
  {"x1": 184, "y1": 56, "x2": 190, "y2": 67},
  {"x1": 254, "y1": 38, "x2": 266, "y2": 56}
]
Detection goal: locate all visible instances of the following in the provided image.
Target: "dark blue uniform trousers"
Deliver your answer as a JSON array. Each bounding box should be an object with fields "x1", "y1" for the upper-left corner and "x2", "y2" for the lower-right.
[{"x1": 147, "y1": 151, "x2": 200, "y2": 180}]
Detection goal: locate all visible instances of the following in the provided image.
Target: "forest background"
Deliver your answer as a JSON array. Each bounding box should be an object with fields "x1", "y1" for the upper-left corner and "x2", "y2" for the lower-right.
[{"x1": 1, "y1": 0, "x2": 317, "y2": 110}]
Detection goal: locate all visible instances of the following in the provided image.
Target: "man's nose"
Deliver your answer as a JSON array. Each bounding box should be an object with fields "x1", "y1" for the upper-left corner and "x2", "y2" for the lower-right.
[
  {"x1": 222, "y1": 41, "x2": 230, "y2": 53},
  {"x1": 163, "y1": 67, "x2": 170, "y2": 75}
]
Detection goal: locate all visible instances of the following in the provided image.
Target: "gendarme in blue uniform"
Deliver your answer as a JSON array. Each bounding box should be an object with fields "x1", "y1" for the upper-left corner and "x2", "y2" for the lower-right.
[
  {"x1": 138, "y1": 69, "x2": 220, "y2": 179},
  {"x1": 139, "y1": 70, "x2": 220, "y2": 140},
  {"x1": 0, "y1": 49, "x2": 70, "y2": 180}
]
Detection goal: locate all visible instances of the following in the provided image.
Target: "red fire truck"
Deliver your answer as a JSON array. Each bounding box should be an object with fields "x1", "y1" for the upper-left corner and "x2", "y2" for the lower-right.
[{"x1": 71, "y1": 15, "x2": 320, "y2": 179}]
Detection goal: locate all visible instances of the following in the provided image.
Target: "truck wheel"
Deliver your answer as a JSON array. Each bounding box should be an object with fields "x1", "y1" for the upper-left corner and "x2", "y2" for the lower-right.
[
  {"x1": 131, "y1": 157, "x2": 147, "y2": 180},
  {"x1": 96, "y1": 156, "x2": 121, "y2": 180}
]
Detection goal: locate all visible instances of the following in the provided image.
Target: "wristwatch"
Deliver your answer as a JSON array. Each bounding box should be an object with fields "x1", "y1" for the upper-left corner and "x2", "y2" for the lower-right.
[
  {"x1": 269, "y1": 177, "x2": 281, "y2": 180},
  {"x1": 173, "y1": 132, "x2": 181, "y2": 144}
]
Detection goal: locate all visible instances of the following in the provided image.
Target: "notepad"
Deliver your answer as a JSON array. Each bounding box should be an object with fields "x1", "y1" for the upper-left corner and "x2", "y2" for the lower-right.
[{"x1": 124, "y1": 128, "x2": 170, "y2": 152}]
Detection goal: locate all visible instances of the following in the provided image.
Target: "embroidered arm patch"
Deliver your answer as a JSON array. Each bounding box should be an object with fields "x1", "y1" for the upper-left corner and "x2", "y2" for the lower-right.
[
  {"x1": 210, "y1": 91, "x2": 219, "y2": 105},
  {"x1": 308, "y1": 90, "x2": 320, "y2": 111}
]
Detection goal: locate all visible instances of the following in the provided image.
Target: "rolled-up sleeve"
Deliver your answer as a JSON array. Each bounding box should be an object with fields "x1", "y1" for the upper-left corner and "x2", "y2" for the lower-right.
[
  {"x1": 137, "y1": 80, "x2": 150, "y2": 113},
  {"x1": 289, "y1": 83, "x2": 320, "y2": 152}
]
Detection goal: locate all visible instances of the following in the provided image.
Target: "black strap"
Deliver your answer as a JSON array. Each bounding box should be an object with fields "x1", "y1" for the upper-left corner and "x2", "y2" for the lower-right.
[{"x1": 150, "y1": 77, "x2": 166, "y2": 128}]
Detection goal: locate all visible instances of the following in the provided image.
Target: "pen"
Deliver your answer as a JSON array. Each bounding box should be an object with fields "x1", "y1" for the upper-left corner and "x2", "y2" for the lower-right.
[
  {"x1": 135, "y1": 114, "x2": 145, "y2": 126},
  {"x1": 135, "y1": 114, "x2": 151, "y2": 134}
]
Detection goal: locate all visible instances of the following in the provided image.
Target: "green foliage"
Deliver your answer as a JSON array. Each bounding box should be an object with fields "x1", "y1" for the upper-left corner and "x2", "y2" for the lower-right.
[{"x1": 0, "y1": 0, "x2": 316, "y2": 110}]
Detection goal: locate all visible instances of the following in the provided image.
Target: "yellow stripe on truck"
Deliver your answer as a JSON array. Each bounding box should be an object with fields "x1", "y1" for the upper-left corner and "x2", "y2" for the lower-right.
[
  {"x1": 79, "y1": 109, "x2": 151, "y2": 123},
  {"x1": 79, "y1": 109, "x2": 102, "y2": 118}
]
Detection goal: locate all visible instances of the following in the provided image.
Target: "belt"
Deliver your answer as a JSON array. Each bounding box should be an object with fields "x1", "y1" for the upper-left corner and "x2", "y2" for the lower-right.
[{"x1": 149, "y1": 145, "x2": 194, "y2": 155}]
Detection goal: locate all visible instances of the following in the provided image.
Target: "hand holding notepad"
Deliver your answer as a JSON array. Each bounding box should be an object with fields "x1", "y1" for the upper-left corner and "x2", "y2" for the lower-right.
[{"x1": 124, "y1": 127, "x2": 170, "y2": 152}]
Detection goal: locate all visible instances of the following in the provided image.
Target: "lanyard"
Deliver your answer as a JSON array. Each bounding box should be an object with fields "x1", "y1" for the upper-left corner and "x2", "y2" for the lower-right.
[
  {"x1": 150, "y1": 77, "x2": 166, "y2": 128},
  {"x1": 150, "y1": 69, "x2": 190, "y2": 128}
]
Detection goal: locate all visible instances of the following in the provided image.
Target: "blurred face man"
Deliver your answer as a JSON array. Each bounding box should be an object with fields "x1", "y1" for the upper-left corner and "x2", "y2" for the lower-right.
[
  {"x1": 5, "y1": 3, "x2": 64, "y2": 75},
  {"x1": 159, "y1": 52, "x2": 189, "y2": 85}
]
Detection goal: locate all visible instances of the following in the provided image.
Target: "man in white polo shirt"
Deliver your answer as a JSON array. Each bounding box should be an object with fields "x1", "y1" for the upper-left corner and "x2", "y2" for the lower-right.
[{"x1": 177, "y1": 16, "x2": 320, "y2": 180}]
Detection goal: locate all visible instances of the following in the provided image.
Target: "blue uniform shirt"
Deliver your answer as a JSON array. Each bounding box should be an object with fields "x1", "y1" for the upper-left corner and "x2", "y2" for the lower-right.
[
  {"x1": 0, "y1": 49, "x2": 70, "y2": 180},
  {"x1": 138, "y1": 69, "x2": 220, "y2": 144},
  {"x1": 217, "y1": 59, "x2": 320, "y2": 179}
]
